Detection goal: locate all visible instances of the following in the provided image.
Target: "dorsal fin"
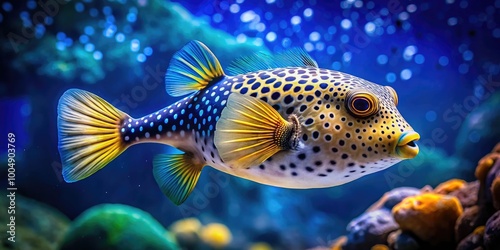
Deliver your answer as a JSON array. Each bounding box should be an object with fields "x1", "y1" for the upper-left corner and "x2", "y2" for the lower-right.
[
  {"x1": 165, "y1": 41, "x2": 225, "y2": 97},
  {"x1": 226, "y1": 48, "x2": 318, "y2": 75}
]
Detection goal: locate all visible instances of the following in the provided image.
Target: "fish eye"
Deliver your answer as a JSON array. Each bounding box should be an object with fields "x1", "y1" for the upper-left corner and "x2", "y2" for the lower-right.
[
  {"x1": 345, "y1": 90, "x2": 379, "y2": 118},
  {"x1": 385, "y1": 86, "x2": 398, "y2": 106}
]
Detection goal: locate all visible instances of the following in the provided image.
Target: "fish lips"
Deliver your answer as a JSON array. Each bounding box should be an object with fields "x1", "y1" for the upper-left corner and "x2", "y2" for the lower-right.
[{"x1": 395, "y1": 131, "x2": 420, "y2": 159}]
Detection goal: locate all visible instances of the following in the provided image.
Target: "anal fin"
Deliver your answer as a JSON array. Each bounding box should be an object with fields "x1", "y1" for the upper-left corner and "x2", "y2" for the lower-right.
[
  {"x1": 153, "y1": 153, "x2": 203, "y2": 205},
  {"x1": 214, "y1": 93, "x2": 300, "y2": 169}
]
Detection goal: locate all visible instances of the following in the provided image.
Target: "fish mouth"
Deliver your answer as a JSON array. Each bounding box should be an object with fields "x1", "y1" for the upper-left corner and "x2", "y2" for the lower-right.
[{"x1": 395, "y1": 131, "x2": 420, "y2": 159}]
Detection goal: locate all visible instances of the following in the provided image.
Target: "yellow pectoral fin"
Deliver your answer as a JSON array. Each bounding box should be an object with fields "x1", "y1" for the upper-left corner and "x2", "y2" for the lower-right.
[
  {"x1": 214, "y1": 93, "x2": 300, "y2": 169},
  {"x1": 153, "y1": 153, "x2": 203, "y2": 205}
]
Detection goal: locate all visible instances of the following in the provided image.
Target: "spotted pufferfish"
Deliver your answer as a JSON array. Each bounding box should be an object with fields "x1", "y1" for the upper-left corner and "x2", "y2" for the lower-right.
[{"x1": 57, "y1": 40, "x2": 420, "y2": 205}]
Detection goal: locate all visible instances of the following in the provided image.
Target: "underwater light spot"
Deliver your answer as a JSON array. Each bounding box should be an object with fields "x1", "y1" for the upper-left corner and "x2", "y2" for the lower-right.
[
  {"x1": 213, "y1": 13, "x2": 223, "y2": 23},
  {"x1": 75, "y1": 2, "x2": 84, "y2": 13},
  {"x1": 341, "y1": 19, "x2": 352, "y2": 30},
  {"x1": 282, "y1": 37, "x2": 291, "y2": 48},
  {"x1": 365, "y1": 22, "x2": 376, "y2": 34},
  {"x1": 304, "y1": 42, "x2": 314, "y2": 52},
  {"x1": 131, "y1": 39, "x2": 140, "y2": 52},
  {"x1": 448, "y1": 17, "x2": 458, "y2": 26},
  {"x1": 236, "y1": 34, "x2": 247, "y2": 43},
  {"x1": 407, "y1": 4, "x2": 417, "y2": 12},
  {"x1": 266, "y1": 31, "x2": 277, "y2": 42},
  {"x1": 144, "y1": 47, "x2": 153, "y2": 56},
  {"x1": 291, "y1": 15, "x2": 301, "y2": 25},
  {"x1": 398, "y1": 12, "x2": 409, "y2": 21},
  {"x1": 340, "y1": 34, "x2": 349, "y2": 43},
  {"x1": 303, "y1": 8, "x2": 313, "y2": 17},
  {"x1": 255, "y1": 23, "x2": 266, "y2": 32},
  {"x1": 468, "y1": 131, "x2": 481, "y2": 143},
  {"x1": 414, "y1": 54, "x2": 425, "y2": 64},
  {"x1": 316, "y1": 43, "x2": 325, "y2": 51},
  {"x1": 79, "y1": 35, "x2": 89, "y2": 44},
  {"x1": 83, "y1": 26, "x2": 94, "y2": 36},
  {"x1": 331, "y1": 61, "x2": 341, "y2": 70},
  {"x1": 343, "y1": 52, "x2": 352, "y2": 62},
  {"x1": 56, "y1": 32, "x2": 66, "y2": 41},
  {"x1": 241, "y1": 10, "x2": 256, "y2": 22},
  {"x1": 439, "y1": 56, "x2": 449, "y2": 66},
  {"x1": 425, "y1": 111, "x2": 436, "y2": 122},
  {"x1": 27, "y1": 0, "x2": 36, "y2": 9},
  {"x1": 93, "y1": 51, "x2": 103, "y2": 60},
  {"x1": 104, "y1": 25, "x2": 117, "y2": 38},
  {"x1": 328, "y1": 26, "x2": 337, "y2": 34},
  {"x1": 309, "y1": 31, "x2": 320, "y2": 42},
  {"x1": 115, "y1": 33, "x2": 125, "y2": 42},
  {"x1": 493, "y1": 28, "x2": 500, "y2": 38},
  {"x1": 403, "y1": 45, "x2": 417, "y2": 61},
  {"x1": 265, "y1": 12, "x2": 273, "y2": 20},
  {"x1": 400, "y1": 69, "x2": 412, "y2": 80},
  {"x1": 385, "y1": 72, "x2": 396, "y2": 83},
  {"x1": 137, "y1": 53, "x2": 146, "y2": 63},
  {"x1": 377, "y1": 54, "x2": 388, "y2": 64},
  {"x1": 458, "y1": 63, "x2": 469, "y2": 74},
  {"x1": 127, "y1": 13, "x2": 137, "y2": 22},
  {"x1": 56, "y1": 41, "x2": 66, "y2": 51},
  {"x1": 327, "y1": 46, "x2": 336, "y2": 55},
  {"x1": 230, "y1": 4, "x2": 240, "y2": 13},
  {"x1": 386, "y1": 25, "x2": 396, "y2": 34},
  {"x1": 462, "y1": 50, "x2": 474, "y2": 61},
  {"x1": 2, "y1": 2, "x2": 12, "y2": 12},
  {"x1": 89, "y1": 8, "x2": 98, "y2": 17},
  {"x1": 103, "y1": 6, "x2": 112, "y2": 15}
]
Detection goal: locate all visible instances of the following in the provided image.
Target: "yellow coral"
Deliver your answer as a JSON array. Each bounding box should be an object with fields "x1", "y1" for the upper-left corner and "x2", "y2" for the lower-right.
[
  {"x1": 169, "y1": 217, "x2": 202, "y2": 235},
  {"x1": 249, "y1": 242, "x2": 273, "y2": 250},
  {"x1": 371, "y1": 244, "x2": 389, "y2": 250},
  {"x1": 200, "y1": 223, "x2": 232, "y2": 248},
  {"x1": 434, "y1": 179, "x2": 467, "y2": 194},
  {"x1": 392, "y1": 193, "x2": 463, "y2": 246}
]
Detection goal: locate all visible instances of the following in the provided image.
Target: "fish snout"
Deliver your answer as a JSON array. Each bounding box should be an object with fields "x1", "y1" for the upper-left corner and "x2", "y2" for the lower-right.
[{"x1": 395, "y1": 131, "x2": 420, "y2": 159}]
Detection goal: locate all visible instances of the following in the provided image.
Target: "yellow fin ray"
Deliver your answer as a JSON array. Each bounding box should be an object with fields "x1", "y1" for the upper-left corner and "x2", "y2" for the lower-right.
[
  {"x1": 214, "y1": 93, "x2": 299, "y2": 169},
  {"x1": 153, "y1": 153, "x2": 203, "y2": 205},
  {"x1": 165, "y1": 41, "x2": 225, "y2": 97},
  {"x1": 58, "y1": 89, "x2": 130, "y2": 182}
]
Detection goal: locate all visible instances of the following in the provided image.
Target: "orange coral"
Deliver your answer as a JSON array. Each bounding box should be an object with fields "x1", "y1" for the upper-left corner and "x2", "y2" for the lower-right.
[
  {"x1": 475, "y1": 142, "x2": 500, "y2": 184},
  {"x1": 473, "y1": 225, "x2": 485, "y2": 235},
  {"x1": 370, "y1": 244, "x2": 389, "y2": 250},
  {"x1": 392, "y1": 193, "x2": 463, "y2": 246},
  {"x1": 330, "y1": 236, "x2": 346, "y2": 250},
  {"x1": 434, "y1": 179, "x2": 467, "y2": 195},
  {"x1": 492, "y1": 176, "x2": 500, "y2": 210}
]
